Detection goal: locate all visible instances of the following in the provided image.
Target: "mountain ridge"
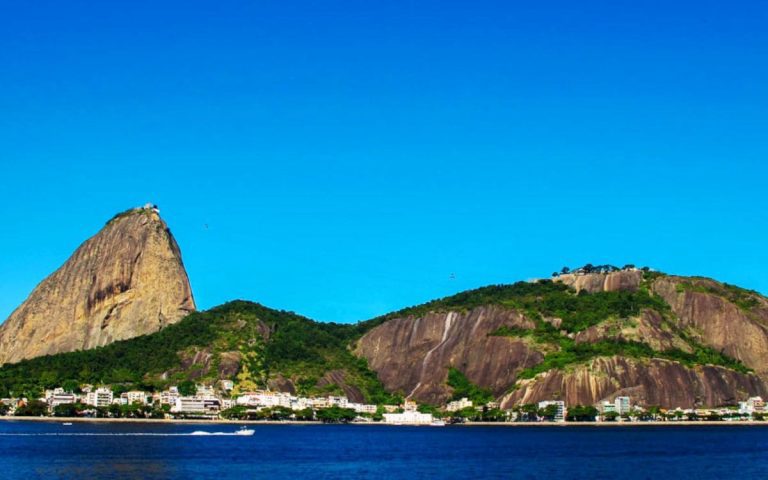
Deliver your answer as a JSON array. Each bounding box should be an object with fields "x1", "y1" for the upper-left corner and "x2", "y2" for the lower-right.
[{"x1": 2, "y1": 267, "x2": 768, "y2": 410}]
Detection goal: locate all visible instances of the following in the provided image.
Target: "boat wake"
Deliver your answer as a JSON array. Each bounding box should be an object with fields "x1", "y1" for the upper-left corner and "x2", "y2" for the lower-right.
[{"x1": 0, "y1": 431, "x2": 252, "y2": 437}]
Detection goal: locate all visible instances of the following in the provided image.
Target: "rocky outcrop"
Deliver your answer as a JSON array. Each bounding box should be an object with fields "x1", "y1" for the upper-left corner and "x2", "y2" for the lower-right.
[
  {"x1": 0, "y1": 206, "x2": 195, "y2": 365},
  {"x1": 315, "y1": 370, "x2": 365, "y2": 403},
  {"x1": 355, "y1": 306, "x2": 544, "y2": 405},
  {"x1": 500, "y1": 356, "x2": 768, "y2": 409},
  {"x1": 357, "y1": 271, "x2": 768, "y2": 408},
  {"x1": 573, "y1": 310, "x2": 692, "y2": 353},
  {"x1": 556, "y1": 270, "x2": 642, "y2": 293},
  {"x1": 652, "y1": 276, "x2": 768, "y2": 377}
]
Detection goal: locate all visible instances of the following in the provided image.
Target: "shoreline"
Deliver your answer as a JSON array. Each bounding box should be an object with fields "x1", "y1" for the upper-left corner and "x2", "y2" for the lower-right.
[{"x1": 2, "y1": 417, "x2": 767, "y2": 427}]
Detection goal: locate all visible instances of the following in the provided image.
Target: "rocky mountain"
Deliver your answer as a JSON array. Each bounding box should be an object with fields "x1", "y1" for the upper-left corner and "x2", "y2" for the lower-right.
[
  {"x1": 355, "y1": 269, "x2": 768, "y2": 409},
  {"x1": 0, "y1": 206, "x2": 195, "y2": 365},
  {"x1": 2, "y1": 257, "x2": 767, "y2": 411}
]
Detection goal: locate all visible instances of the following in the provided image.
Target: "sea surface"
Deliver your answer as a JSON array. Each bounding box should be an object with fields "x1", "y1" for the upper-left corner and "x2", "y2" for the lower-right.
[{"x1": 1, "y1": 421, "x2": 767, "y2": 479}]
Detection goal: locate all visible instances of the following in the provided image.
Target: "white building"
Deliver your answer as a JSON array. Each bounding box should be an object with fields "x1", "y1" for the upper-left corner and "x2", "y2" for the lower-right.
[
  {"x1": 537, "y1": 400, "x2": 566, "y2": 422},
  {"x1": 347, "y1": 403, "x2": 377, "y2": 414},
  {"x1": 172, "y1": 396, "x2": 221, "y2": 414},
  {"x1": 85, "y1": 388, "x2": 114, "y2": 407},
  {"x1": 615, "y1": 396, "x2": 631, "y2": 415},
  {"x1": 160, "y1": 388, "x2": 180, "y2": 406},
  {"x1": 383, "y1": 411, "x2": 435, "y2": 425},
  {"x1": 236, "y1": 391, "x2": 293, "y2": 409},
  {"x1": 49, "y1": 392, "x2": 78, "y2": 409},
  {"x1": 220, "y1": 380, "x2": 234, "y2": 392},
  {"x1": 446, "y1": 397, "x2": 473, "y2": 412},
  {"x1": 122, "y1": 391, "x2": 148, "y2": 405},
  {"x1": 739, "y1": 396, "x2": 765, "y2": 415},
  {"x1": 600, "y1": 401, "x2": 617, "y2": 414},
  {"x1": 196, "y1": 385, "x2": 215, "y2": 397}
]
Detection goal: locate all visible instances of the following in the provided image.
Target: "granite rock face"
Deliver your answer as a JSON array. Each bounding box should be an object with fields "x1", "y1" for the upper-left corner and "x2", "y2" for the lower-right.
[
  {"x1": 555, "y1": 270, "x2": 643, "y2": 293},
  {"x1": 500, "y1": 356, "x2": 767, "y2": 409},
  {"x1": 355, "y1": 306, "x2": 544, "y2": 405},
  {"x1": 356, "y1": 271, "x2": 768, "y2": 408},
  {"x1": 0, "y1": 207, "x2": 195, "y2": 365},
  {"x1": 652, "y1": 276, "x2": 768, "y2": 377}
]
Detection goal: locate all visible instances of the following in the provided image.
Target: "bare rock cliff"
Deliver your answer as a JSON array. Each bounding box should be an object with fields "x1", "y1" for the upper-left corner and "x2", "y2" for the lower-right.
[
  {"x1": 651, "y1": 276, "x2": 768, "y2": 377},
  {"x1": 0, "y1": 207, "x2": 195, "y2": 365},
  {"x1": 356, "y1": 271, "x2": 768, "y2": 408},
  {"x1": 555, "y1": 270, "x2": 643, "y2": 293},
  {"x1": 355, "y1": 306, "x2": 544, "y2": 405},
  {"x1": 500, "y1": 356, "x2": 767, "y2": 409}
]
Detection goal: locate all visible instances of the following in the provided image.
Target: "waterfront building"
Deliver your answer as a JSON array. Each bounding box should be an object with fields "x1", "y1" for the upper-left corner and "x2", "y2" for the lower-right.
[
  {"x1": 383, "y1": 410, "x2": 434, "y2": 425},
  {"x1": 615, "y1": 396, "x2": 631, "y2": 415},
  {"x1": 600, "y1": 401, "x2": 617, "y2": 414},
  {"x1": 49, "y1": 392, "x2": 78, "y2": 409},
  {"x1": 446, "y1": 397, "x2": 473, "y2": 412},
  {"x1": 196, "y1": 385, "x2": 215, "y2": 397},
  {"x1": 173, "y1": 396, "x2": 221, "y2": 414},
  {"x1": 85, "y1": 387, "x2": 113, "y2": 407},
  {"x1": 160, "y1": 389, "x2": 180, "y2": 405},
  {"x1": 537, "y1": 400, "x2": 566, "y2": 422},
  {"x1": 746, "y1": 396, "x2": 765, "y2": 413},
  {"x1": 122, "y1": 391, "x2": 148, "y2": 405},
  {"x1": 347, "y1": 402, "x2": 378, "y2": 414},
  {"x1": 236, "y1": 391, "x2": 293, "y2": 408}
]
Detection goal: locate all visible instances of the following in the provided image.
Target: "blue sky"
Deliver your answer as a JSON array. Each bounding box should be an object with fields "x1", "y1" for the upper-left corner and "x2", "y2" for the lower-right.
[{"x1": 1, "y1": 1, "x2": 766, "y2": 323}]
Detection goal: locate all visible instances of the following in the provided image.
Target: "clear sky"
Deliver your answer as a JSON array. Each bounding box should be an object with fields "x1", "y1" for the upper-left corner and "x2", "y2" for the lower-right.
[{"x1": 1, "y1": 1, "x2": 766, "y2": 323}]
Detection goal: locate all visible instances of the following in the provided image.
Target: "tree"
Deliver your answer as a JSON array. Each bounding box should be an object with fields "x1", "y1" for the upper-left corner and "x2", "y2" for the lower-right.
[
  {"x1": 603, "y1": 411, "x2": 619, "y2": 422},
  {"x1": 566, "y1": 405, "x2": 598, "y2": 422},
  {"x1": 0, "y1": 403, "x2": 10, "y2": 416},
  {"x1": 294, "y1": 407, "x2": 315, "y2": 421},
  {"x1": 482, "y1": 408, "x2": 506, "y2": 422},
  {"x1": 177, "y1": 381, "x2": 197, "y2": 397},
  {"x1": 266, "y1": 406, "x2": 293, "y2": 421},
  {"x1": 53, "y1": 403, "x2": 82, "y2": 418},
  {"x1": 231, "y1": 364, "x2": 259, "y2": 396},
  {"x1": 539, "y1": 404, "x2": 560, "y2": 421},
  {"x1": 62, "y1": 380, "x2": 80, "y2": 393},
  {"x1": 15, "y1": 400, "x2": 48, "y2": 417},
  {"x1": 316, "y1": 406, "x2": 357, "y2": 423},
  {"x1": 221, "y1": 406, "x2": 247, "y2": 420}
]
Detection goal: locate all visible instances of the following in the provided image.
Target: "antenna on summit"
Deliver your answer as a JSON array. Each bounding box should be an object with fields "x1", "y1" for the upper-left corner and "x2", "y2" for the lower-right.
[{"x1": 143, "y1": 203, "x2": 160, "y2": 214}]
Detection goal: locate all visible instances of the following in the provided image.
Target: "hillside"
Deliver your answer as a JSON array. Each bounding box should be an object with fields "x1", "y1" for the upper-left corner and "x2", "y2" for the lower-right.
[
  {"x1": 2, "y1": 266, "x2": 768, "y2": 410},
  {"x1": 0, "y1": 301, "x2": 396, "y2": 405},
  {"x1": 355, "y1": 268, "x2": 768, "y2": 408}
]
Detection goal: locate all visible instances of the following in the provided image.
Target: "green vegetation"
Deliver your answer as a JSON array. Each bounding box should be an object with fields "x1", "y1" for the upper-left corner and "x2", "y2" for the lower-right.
[
  {"x1": 566, "y1": 405, "x2": 599, "y2": 421},
  {"x1": 315, "y1": 405, "x2": 358, "y2": 423},
  {"x1": 1, "y1": 267, "x2": 760, "y2": 407},
  {"x1": 515, "y1": 339, "x2": 751, "y2": 380},
  {"x1": 14, "y1": 400, "x2": 48, "y2": 417},
  {"x1": 368, "y1": 279, "x2": 669, "y2": 333},
  {"x1": 0, "y1": 301, "x2": 399, "y2": 405},
  {"x1": 446, "y1": 368, "x2": 493, "y2": 405}
]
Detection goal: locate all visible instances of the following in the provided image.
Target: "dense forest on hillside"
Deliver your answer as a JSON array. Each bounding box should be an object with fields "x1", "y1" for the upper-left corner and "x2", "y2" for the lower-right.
[
  {"x1": 0, "y1": 301, "x2": 397, "y2": 403},
  {"x1": 0, "y1": 271, "x2": 758, "y2": 404}
]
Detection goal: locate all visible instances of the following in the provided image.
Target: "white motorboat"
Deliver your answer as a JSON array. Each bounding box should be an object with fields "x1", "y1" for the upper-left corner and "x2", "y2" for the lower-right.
[{"x1": 235, "y1": 426, "x2": 255, "y2": 436}]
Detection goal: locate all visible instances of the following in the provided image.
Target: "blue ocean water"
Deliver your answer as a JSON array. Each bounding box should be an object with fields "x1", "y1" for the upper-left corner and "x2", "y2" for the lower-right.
[{"x1": 1, "y1": 421, "x2": 767, "y2": 479}]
